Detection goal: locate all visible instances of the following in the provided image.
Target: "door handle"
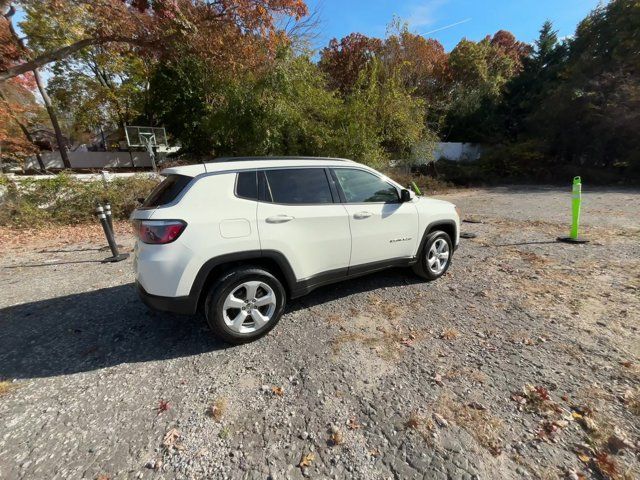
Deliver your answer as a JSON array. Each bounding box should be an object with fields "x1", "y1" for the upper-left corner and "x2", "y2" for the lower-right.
[
  {"x1": 266, "y1": 215, "x2": 294, "y2": 224},
  {"x1": 353, "y1": 211, "x2": 373, "y2": 219}
]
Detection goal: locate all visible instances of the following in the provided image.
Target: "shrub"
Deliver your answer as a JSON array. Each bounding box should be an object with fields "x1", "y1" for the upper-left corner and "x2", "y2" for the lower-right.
[{"x1": 0, "y1": 173, "x2": 160, "y2": 227}]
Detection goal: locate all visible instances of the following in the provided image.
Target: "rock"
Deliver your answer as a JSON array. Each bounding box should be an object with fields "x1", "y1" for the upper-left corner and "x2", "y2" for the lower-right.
[
  {"x1": 607, "y1": 427, "x2": 634, "y2": 453},
  {"x1": 433, "y1": 413, "x2": 448, "y2": 428}
]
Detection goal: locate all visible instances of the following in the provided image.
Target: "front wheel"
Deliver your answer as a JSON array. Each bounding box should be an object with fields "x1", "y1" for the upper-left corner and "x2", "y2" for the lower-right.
[
  {"x1": 204, "y1": 267, "x2": 286, "y2": 344},
  {"x1": 412, "y1": 230, "x2": 453, "y2": 280}
]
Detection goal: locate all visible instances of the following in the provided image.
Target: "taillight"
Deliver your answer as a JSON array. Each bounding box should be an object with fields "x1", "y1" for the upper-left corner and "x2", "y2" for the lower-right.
[{"x1": 134, "y1": 220, "x2": 187, "y2": 244}]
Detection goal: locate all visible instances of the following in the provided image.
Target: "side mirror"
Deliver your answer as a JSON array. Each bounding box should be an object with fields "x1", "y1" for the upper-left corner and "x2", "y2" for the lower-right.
[{"x1": 400, "y1": 189, "x2": 412, "y2": 202}]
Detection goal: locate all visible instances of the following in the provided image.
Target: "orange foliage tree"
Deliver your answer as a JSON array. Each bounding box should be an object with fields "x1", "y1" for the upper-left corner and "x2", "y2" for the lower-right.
[
  {"x1": 318, "y1": 33, "x2": 383, "y2": 92},
  {"x1": 0, "y1": 10, "x2": 42, "y2": 163},
  {"x1": 0, "y1": 0, "x2": 309, "y2": 83}
]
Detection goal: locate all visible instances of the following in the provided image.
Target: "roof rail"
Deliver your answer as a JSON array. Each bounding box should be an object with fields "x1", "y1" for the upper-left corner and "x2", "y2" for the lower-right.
[{"x1": 209, "y1": 156, "x2": 354, "y2": 163}]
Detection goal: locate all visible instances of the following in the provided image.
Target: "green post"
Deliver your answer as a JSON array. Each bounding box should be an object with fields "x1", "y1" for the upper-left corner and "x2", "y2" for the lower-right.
[
  {"x1": 411, "y1": 181, "x2": 422, "y2": 196},
  {"x1": 558, "y1": 176, "x2": 588, "y2": 244},
  {"x1": 570, "y1": 176, "x2": 581, "y2": 239}
]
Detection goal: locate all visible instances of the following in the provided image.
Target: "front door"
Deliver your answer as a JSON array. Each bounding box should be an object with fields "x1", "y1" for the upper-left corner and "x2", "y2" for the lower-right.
[{"x1": 331, "y1": 167, "x2": 418, "y2": 268}]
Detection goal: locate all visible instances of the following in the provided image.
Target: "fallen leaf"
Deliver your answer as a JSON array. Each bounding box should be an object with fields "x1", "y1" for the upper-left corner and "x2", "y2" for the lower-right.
[
  {"x1": 579, "y1": 416, "x2": 598, "y2": 433},
  {"x1": 346, "y1": 417, "x2": 360, "y2": 430},
  {"x1": 162, "y1": 428, "x2": 184, "y2": 451},
  {"x1": 156, "y1": 399, "x2": 170, "y2": 414},
  {"x1": 594, "y1": 452, "x2": 618, "y2": 478},
  {"x1": 271, "y1": 386, "x2": 284, "y2": 396},
  {"x1": 329, "y1": 429, "x2": 344, "y2": 446},
  {"x1": 467, "y1": 401, "x2": 487, "y2": 411},
  {"x1": 299, "y1": 452, "x2": 315, "y2": 468}
]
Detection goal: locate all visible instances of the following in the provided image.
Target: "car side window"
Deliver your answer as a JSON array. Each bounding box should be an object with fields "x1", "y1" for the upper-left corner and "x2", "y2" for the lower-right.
[
  {"x1": 263, "y1": 168, "x2": 333, "y2": 204},
  {"x1": 333, "y1": 168, "x2": 399, "y2": 203},
  {"x1": 236, "y1": 171, "x2": 258, "y2": 200}
]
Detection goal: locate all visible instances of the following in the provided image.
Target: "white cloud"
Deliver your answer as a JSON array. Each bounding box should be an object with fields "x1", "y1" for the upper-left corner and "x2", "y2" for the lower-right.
[{"x1": 405, "y1": 0, "x2": 449, "y2": 28}]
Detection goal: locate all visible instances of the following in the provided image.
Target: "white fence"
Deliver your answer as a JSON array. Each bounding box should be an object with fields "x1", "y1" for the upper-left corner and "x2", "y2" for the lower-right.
[
  {"x1": 406, "y1": 142, "x2": 483, "y2": 166},
  {"x1": 25, "y1": 151, "x2": 153, "y2": 170},
  {"x1": 23, "y1": 142, "x2": 482, "y2": 170},
  {"x1": 432, "y1": 142, "x2": 482, "y2": 162}
]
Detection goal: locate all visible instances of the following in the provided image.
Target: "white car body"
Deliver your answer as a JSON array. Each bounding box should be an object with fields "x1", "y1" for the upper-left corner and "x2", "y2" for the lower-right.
[{"x1": 131, "y1": 157, "x2": 459, "y2": 317}]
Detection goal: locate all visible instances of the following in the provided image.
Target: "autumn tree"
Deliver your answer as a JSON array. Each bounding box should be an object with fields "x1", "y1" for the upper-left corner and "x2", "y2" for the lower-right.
[
  {"x1": 319, "y1": 33, "x2": 383, "y2": 93},
  {"x1": 0, "y1": 6, "x2": 45, "y2": 167},
  {"x1": 3, "y1": 3, "x2": 73, "y2": 166},
  {"x1": 1, "y1": 0, "x2": 309, "y2": 82},
  {"x1": 489, "y1": 30, "x2": 531, "y2": 72},
  {"x1": 381, "y1": 19, "x2": 449, "y2": 130},
  {"x1": 444, "y1": 32, "x2": 525, "y2": 142},
  {"x1": 0, "y1": 75, "x2": 46, "y2": 168}
]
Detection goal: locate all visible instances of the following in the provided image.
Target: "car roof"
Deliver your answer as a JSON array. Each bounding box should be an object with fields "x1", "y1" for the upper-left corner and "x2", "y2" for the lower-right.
[{"x1": 161, "y1": 157, "x2": 358, "y2": 177}]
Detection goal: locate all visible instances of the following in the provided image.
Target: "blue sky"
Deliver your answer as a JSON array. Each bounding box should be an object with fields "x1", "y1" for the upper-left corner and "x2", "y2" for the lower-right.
[{"x1": 306, "y1": 0, "x2": 603, "y2": 51}]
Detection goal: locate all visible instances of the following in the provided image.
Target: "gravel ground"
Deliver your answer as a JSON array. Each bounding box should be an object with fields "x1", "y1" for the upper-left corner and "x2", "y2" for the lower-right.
[{"x1": 0, "y1": 185, "x2": 638, "y2": 480}]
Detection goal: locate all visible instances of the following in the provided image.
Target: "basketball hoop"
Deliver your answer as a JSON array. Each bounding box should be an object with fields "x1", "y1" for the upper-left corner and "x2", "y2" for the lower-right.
[{"x1": 125, "y1": 125, "x2": 168, "y2": 171}]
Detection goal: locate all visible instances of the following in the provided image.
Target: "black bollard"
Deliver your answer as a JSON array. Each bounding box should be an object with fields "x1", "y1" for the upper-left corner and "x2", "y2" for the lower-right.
[
  {"x1": 104, "y1": 200, "x2": 114, "y2": 234},
  {"x1": 95, "y1": 204, "x2": 129, "y2": 263}
]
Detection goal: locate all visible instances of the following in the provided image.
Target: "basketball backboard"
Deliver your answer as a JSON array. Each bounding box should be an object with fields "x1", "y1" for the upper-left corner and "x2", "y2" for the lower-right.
[{"x1": 125, "y1": 125, "x2": 167, "y2": 148}]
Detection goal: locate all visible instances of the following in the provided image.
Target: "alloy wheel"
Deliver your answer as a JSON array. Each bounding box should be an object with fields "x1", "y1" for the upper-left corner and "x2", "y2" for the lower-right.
[
  {"x1": 222, "y1": 281, "x2": 277, "y2": 333},
  {"x1": 427, "y1": 238, "x2": 450, "y2": 275}
]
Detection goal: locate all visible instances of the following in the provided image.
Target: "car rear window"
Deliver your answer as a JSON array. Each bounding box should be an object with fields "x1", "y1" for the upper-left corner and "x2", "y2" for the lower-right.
[
  {"x1": 264, "y1": 168, "x2": 333, "y2": 204},
  {"x1": 142, "y1": 174, "x2": 192, "y2": 208},
  {"x1": 236, "y1": 171, "x2": 258, "y2": 200}
]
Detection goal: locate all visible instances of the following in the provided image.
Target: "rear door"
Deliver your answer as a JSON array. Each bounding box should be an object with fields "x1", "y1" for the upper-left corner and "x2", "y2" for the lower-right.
[
  {"x1": 330, "y1": 167, "x2": 418, "y2": 268},
  {"x1": 256, "y1": 167, "x2": 351, "y2": 282}
]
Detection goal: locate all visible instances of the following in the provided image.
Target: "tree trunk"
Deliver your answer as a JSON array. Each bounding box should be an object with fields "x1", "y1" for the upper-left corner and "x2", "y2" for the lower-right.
[
  {"x1": 32, "y1": 68, "x2": 71, "y2": 168},
  {"x1": 17, "y1": 122, "x2": 46, "y2": 172}
]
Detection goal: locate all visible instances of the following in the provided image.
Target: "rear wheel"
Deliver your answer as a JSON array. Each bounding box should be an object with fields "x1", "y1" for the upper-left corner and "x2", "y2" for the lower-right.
[
  {"x1": 204, "y1": 267, "x2": 286, "y2": 344},
  {"x1": 412, "y1": 230, "x2": 453, "y2": 280}
]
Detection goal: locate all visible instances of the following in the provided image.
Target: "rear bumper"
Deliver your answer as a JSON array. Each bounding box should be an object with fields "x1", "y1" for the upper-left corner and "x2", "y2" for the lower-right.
[{"x1": 136, "y1": 281, "x2": 197, "y2": 315}]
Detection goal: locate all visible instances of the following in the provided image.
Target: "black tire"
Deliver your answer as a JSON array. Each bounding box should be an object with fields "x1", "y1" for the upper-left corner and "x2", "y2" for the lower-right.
[
  {"x1": 204, "y1": 267, "x2": 286, "y2": 344},
  {"x1": 412, "y1": 230, "x2": 453, "y2": 280}
]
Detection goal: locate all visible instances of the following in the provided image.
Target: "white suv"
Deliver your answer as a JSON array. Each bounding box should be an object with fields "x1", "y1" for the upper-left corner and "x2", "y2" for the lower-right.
[{"x1": 132, "y1": 157, "x2": 460, "y2": 343}]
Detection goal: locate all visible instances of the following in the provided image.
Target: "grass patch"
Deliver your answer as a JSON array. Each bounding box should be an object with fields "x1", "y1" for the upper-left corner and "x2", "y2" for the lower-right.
[
  {"x1": 439, "y1": 328, "x2": 460, "y2": 341},
  {"x1": 0, "y1": 380, "x2": 17, "y2": 396},
  {"x1": 434, "y1": 391, "x2": 504, "y2": 455},
  {"x1": 206, "y1": 398, "x2": 227, "y2": 421}
]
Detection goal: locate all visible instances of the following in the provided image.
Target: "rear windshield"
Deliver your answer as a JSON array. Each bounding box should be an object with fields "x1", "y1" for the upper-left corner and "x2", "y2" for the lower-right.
[{"x1": 142, "y1": 174, "x2": 192, "y2": 208}]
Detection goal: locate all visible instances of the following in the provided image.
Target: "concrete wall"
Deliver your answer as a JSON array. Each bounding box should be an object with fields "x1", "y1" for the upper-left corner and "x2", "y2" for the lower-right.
[
  {"x1": 433, "y1": 142, "x2": 482, "y2": 162},
  {"x1": 25, "y1": 151, "x2": 153, "y2": 170}
]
